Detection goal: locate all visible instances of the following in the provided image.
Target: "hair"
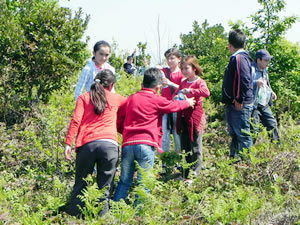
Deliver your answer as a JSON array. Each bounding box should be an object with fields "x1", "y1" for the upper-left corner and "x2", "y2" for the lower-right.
[
  {"x1": 164, "y1": 47, "x2": 182, "y2": 59},
  {"x1": 90, "y1": 69, "x2": 116, "y2": 115},
  {"x1": 143, "y1": 68, "x2": 163, "y2": 88},
  {"x1": 228, "y1": 29, "x2": 246, "y2": 49},
  {"x1": 92, "y1": 40, "x2": 111, "y2": 60},
  {"x1": 180, "y1": 55, "x2": 203, "y2": 75},
  {"x1": 127, "y1": 56, "x2": 133, "y2": 61}
]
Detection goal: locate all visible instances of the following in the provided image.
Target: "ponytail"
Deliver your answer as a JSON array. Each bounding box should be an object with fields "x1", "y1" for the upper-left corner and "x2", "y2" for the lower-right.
[{"x1": 90, "y1": 69, "x2": 116, "y2": 115}]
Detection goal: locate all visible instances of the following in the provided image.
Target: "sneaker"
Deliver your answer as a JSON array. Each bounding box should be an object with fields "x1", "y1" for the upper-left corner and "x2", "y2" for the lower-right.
[{"x1": 184, "y1": 179, "x2": 193, "y2": 185}]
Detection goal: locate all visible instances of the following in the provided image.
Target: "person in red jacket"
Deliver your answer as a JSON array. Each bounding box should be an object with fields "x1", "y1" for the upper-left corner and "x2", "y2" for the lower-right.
[
  {"x1": 176, "y1": 56, "x2": 210, "y2": 181},
  {"x1": 63, "y1": 69, "x2": 126, "y2": 217},
  {"x1": 113, "y1": 68, "x2": 195, "y2": 202}
]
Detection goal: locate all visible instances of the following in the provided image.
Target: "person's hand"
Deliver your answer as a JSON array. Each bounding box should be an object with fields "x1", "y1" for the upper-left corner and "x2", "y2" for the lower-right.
[
  {"x1": 233, "y1": 99, "x2": 243, "y2": 111},
  {"x1": 256, "y1": 80, "x2": 264, "y2": 87},
  {"x1": 272, "y1": 91, "x2": 277, "y2": 100},
  {"x1": 186, "y1": 97, "x2": 195, "y2": 108},
  {"x1": 64, "y1": 144, "x2": 72, "y2": 161},
  {"x1": 181, "y1": 88, "x2": 190, "y2": 95},
  {"x1": 162, "y1": 78, "x2": 171, "y2": 86}
]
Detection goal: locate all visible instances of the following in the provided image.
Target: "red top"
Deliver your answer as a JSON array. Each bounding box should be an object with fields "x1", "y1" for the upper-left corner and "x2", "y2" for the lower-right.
[
  {"x1": 65, "y1": 90, "x2": 126, "y2": 149},
  {"x1": 175, "y1": 78, "x2": 210, "y2": 142},
  {"x1": 117, "y1": 88, "x2": 190, "y2": 153},
  {"x1": 161, "y1": 67, "x2": 184, "y2": 100}
]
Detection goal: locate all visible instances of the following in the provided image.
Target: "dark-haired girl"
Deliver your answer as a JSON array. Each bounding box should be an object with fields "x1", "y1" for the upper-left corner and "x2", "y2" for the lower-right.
[
  {"x1": 64, "y1": 69, "x2": 126, "y2": 217},
  {"x1": 176, "y1": 56, "x2": 210, "y2": 182},
  {"x1": 75, "y1": 40, "x2": 115, "y2": 100}
]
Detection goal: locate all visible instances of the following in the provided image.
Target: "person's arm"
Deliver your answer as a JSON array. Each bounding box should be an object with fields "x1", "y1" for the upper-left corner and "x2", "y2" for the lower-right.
[
  {"x1": 156, "y1": 95, "x2": 195, "y2": 114},
  {"x1": 117, "y1": 98, "x2": 128, "y2": 134},
  {"x1": 181, "y1": 80, "x2": 210, "y2": 98},
  {"x1": 65, "y1": 95, "x2": 85, "y2": 146},
  {"x1": 234, "y1": 55, "x2": 252, "y2": 105},
  {"x1": 75, "y1": 67, "x2": 90, "y2": 100}
]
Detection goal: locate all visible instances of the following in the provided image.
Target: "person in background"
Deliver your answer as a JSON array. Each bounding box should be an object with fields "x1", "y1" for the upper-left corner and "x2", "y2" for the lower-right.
[
  {"x1": 161, "y1": 48, "x2": 184, "y2": 152},
  {"x1": 75, "y1": 41, "x2": 115, "y2": 101},
  {"x1": 123, "y1": 49, "x2": 137, "y2": 75},
  {"x1": 63, "y1": 70, "x2": 126, "y2": 218},
  {"x1": 251, "y1": 49, "x2": 280, "y2": 143},
  {"x1": 221, "y1": 29, "x2": 254, "y2": 160},
  {"x1": 175, "y1": 56, "x2": 210, "y2": 182},
  {"x1": 113, "y1": 68, "x2": 195, "y2": 202}
]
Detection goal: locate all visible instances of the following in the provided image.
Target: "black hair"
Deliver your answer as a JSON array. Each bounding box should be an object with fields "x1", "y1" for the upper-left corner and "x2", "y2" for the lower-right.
[
  {"x1": 90, "y1": 69, "x2": 116, "y2": 115},
  {"x1": 164, "y1": 47, "x2": 182, "y2": 59},
  {"x1": 127, "y1": 56, "x2": 133, "y2": 61},
  {"x1": 143, "y1": 68, "x2": 163, "y2": 88},
  {"x1": 228, "y1": 29, "x2": 246, "y2": 49},
  {"x1": 92, "y1": 40, "x2": 111, "y2": 60}
]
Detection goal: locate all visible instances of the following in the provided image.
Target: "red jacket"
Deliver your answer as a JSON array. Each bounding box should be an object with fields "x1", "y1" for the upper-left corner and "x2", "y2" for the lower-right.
[
  {"x1": 175, "y1": 78, "x2": 210, "y2": 142},
  {"x1": 117, "y1": 88, "x2": 190, "y2": 153},
  {"x1": 65, "y1": 90, "x2": 126, "y2": 149}
]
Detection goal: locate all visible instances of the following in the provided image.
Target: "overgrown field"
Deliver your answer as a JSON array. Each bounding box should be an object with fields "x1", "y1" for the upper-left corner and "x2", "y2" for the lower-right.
[{"x1": 0, "y1": 74, "x2": 299, "y2": 225}]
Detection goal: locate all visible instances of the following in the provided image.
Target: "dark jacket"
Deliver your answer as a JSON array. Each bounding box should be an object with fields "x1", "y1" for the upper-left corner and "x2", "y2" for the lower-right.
[{"x1": 221, "y1": 50, "x2": 254, "y2": 105}]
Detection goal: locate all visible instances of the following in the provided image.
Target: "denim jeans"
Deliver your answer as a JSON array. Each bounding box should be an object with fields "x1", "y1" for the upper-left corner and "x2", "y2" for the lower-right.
[
  {"x1": 252, "y1": 105, "x2": 280, "y2": 143},
  {"x1": 113, "y1": 144, "x2": 155, "y2": 202},
  {"x1": 225, "y1": 104, "x2": 253, "y2": 158},
  {"x1": 162, "y1": 113, "x2": 181, "y2": 152}
]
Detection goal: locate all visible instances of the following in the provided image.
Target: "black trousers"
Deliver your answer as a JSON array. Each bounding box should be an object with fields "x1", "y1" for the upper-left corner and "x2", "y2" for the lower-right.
[
  {"x1": 65, "y1": 140, "x2": 118, "y2": 217},
  {"x1": 180, "y1": 118, "x2": 203, "y2": 179}
]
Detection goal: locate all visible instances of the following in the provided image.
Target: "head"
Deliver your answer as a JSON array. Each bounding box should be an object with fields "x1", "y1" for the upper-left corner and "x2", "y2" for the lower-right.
[
  {"x1": 256, "y1": 49, "x2": 273, "y2": 70},
  {"x1": 127, "y1": 56, "x2": 133, "y2": 64},
  {"x1": 93, "y1": 40, "x2": 111, "y2": 66},
  {"x1": 142, "y1": 68, "x2": 163, "y2": 90},
  {"x1": 164, "y1": 48, "x2": 182, "y2": 69},
  {"x1": 180, "y1": 55, "x2": 203, "y2": 79},
  {"x1": 228, "y1": 29, "x2": 246, "y2": 53},
  {"x1": 90, "y1": 69, "x2": 116, "y2": 115}
]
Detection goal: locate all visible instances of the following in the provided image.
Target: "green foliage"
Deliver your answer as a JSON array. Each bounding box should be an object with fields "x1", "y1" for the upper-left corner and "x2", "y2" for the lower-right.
[{"x1": 0, "y1": 0, "x2": 90, "y2": 124}]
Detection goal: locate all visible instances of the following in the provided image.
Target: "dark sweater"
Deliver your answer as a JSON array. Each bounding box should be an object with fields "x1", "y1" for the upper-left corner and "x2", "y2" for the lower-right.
[{"x1": 221, "y1": 50, "x2": 254, "y2": 104}]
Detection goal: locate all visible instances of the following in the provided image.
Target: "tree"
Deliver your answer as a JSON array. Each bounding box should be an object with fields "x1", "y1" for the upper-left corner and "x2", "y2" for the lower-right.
[
  {"x1": 0, "y1": 0, "x2": 90, "y2": 124},
  {"x1": 179, "y1": 20, "x2": 229, "y2": 103}
]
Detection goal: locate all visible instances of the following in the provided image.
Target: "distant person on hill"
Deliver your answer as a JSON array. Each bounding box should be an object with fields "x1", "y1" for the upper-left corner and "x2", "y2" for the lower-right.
[
  {"x1": 63, "y1": 70, "x2": 126, "y2": 218},
  {"x1": 123, "y1": 49, "x2": 136, "y2": 75},
  {"x1": 75, "y1": 41, "x2": 115, "y2": 101},
  {"x1": 113, "y1": 68, "x2": 195, "y2": 202},
  {"x1": 251, "y1": 49, "x2": 280, "y2": 143},
  {"x1": 221, "y1": 29, "x2": 254, "y2": 160},
  {"x1": 175, "y1": 56, "x2": 210, "y2": 181},
  {"x1": 161, "y1": 48, "x2": 185, "y2": 152}
]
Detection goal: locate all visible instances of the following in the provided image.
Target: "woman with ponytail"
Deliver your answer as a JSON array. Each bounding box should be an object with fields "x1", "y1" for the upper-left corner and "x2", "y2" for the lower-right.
[{"x1": 63, "y1": 69, "x2": 126, "y2": 218}]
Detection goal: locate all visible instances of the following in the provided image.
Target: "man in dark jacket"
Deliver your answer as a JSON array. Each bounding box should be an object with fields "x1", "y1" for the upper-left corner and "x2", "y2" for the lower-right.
[{"x1": 221, "y1": 29, "x2": 254, "y2": 159}]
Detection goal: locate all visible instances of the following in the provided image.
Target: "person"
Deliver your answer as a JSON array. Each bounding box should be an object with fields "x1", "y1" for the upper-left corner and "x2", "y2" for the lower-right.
[
  {"x1": 221, "y1": 29, "x2": 254, "y2": 160},
  {"x1": 113, "y1": 68, "x2": 195, "y2": 202},
  {"x1": 251, "y1": 49, "x2": 280, "y2": 143},
  {"x1": 175, "y1": 56, "x2": 210, "y2": 180},
  {"x1": 75, "y1": 41, "x2": 115, "y2": 100},
  {"x1": 161, "y1": 48, "x2": 184, "y2": 152},
  {"x1": 63, "y1": 69, "x2": 126, "y2": 217},
  {"x1": 123, "y1": 49, "x2": 136, "y2": 75}
]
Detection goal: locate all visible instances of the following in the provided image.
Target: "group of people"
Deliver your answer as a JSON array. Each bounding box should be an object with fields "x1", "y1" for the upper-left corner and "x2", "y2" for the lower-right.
[{"x1": 61, "y1": 29, "x2": 279, "y2": 218}]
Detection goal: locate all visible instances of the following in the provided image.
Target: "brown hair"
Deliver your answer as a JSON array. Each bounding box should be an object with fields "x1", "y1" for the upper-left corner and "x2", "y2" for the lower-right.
[
  {"x1": 90, "y1": 69, "x2": 116, "y2": 115},
  {"x1": 180, "y1": 55, "x2": 203, "y2": 75}
]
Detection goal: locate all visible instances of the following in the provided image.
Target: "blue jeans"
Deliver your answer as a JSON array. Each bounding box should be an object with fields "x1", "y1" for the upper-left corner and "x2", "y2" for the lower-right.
[
  {"x1": 225, "y1": 104, "x2": 253, "y2": 158},
  {"x1": 113, "y1": 144, "x2": 155, "y2": 202},
  {"x1": 252, "y1": 105, "x2": 280, "y2": 142},
  {"x1": 162, "y1": 113, "x2": 181, "y2": 152}
]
